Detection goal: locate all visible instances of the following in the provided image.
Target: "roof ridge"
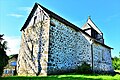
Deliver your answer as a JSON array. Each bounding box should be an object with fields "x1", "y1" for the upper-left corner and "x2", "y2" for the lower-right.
[{"x1": 87, "y1": 17, "x2": 102, "y2": 34}]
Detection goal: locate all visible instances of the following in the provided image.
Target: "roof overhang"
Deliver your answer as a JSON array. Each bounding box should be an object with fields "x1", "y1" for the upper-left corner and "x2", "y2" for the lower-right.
[{"x1": 92, "y1": 39, "x2": 113, "y2": 49}]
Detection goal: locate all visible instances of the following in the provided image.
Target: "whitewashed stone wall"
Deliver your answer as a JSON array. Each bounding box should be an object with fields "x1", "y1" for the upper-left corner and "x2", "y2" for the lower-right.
[
  {"x1": 17, "y1": 6, "x2": 50, "y2": 76},
  {"x1": 92, "y1": 43, "x2": 113, "y2": 73},
  {"x1": 47, "y1": 18, "x2": 92, "y2": 74}
]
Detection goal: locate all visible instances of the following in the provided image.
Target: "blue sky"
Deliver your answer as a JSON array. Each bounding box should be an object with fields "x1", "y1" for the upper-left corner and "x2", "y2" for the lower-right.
[{"x1": 0, "y1": 0, "x2": 120, "y2": 57}]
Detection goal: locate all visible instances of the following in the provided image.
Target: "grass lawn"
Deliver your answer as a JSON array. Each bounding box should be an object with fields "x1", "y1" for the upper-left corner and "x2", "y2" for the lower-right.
[{"x1": 1, "y1": 73, "x2": 120, "y2": 80}]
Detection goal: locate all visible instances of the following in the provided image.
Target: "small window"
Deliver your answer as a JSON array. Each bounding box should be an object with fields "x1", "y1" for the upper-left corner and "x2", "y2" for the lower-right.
[
  {"x1": 12, "y1": 70, "x2": 14, "y2": 74},
  {"x1": 98, "y1": 52, "x2": 101, "y2": 61},
  {"x1": 11, "y1": 61, "x2": 17, "y2": 66},
  {"x1": 4, "y1": 69, "x2": 8, "y2": 74},
  {"x1": 50, "y1": 21, "x2": 55, "y2": 27},
  {"x1": 9, "y1": 70, "x2": 12, "y2": 74},
  {"x1": 33, "y1": 16, "x2": 37, "y2": 24},
  {"x1": 102, "y1": 50, "x2": 105, "y2": 61}
]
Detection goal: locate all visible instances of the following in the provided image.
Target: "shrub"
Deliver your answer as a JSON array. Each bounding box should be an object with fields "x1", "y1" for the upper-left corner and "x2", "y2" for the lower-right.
[
  {"x1": 77, "y1": 62, "x2": 92, "y2": 74},
  {"x1": 112, "y1": 57, "x2": 120, "y2": 70}
]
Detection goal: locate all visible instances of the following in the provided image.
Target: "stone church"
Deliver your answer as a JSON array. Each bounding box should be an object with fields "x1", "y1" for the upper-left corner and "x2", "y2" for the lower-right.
[{"x1": 17, "y1": 3, "x2": 113, "y2": 76}]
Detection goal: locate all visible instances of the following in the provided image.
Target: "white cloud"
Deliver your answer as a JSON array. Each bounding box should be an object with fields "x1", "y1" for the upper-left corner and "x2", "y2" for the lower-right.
[
  {"x1": 3, "y1": 36, "x2": 21, "y2": 56},
  {"x1": 7, "y1": 6, "x2": 32, "y2": 18},
  {"x1": 19, "y1": 7, "x2": 32, "y2": 14},
  {"x1": 8, "y1": 13, "x2": 24, "y2": 18}
]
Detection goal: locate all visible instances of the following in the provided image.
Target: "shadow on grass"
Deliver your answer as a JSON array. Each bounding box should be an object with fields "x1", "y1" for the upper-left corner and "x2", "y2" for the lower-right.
[
  {"x1": 1, "y1": 73, "x2": 120, "y2": 80},
  {"x1": 0, "y1": 76, "x2": 102, "y2": 80},
  {"x1": 115, "y1": 71, "x2": 120, "y2": 75},
  {"x1": 0, "y1": 73, "x2": 103, "y2": 80}
]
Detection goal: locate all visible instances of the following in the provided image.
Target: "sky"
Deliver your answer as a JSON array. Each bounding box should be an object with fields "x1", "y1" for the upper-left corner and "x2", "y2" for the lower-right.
[{"x1": 0, "y1": 0, "x2": 120, "y2": 57}]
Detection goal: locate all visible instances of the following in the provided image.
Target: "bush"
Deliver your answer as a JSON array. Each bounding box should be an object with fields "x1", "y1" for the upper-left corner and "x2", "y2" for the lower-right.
[
  {"x1": 112, "y1": 57, "x2": 120, "y2": 70},
  {"x1": 77, "y1": 62, "x2": 92, "y2": 74}
]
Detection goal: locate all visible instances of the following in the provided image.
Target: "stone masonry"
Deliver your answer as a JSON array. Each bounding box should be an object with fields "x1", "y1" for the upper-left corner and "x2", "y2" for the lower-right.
[
  {"x1": 47, "y1": 18, "x2": 92, "y2": 74},
  {"x1": 17, "y1": 5, "x2": 50, "y2": 76}
]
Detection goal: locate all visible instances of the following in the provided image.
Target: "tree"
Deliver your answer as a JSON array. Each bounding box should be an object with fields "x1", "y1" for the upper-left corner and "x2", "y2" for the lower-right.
[
  {"x1": 0, "y1": 34, "x2": 8, "y2": 56},
  {"x1": 0, "y1": 41, "x2": 7, "y2": 51},
  {"x1": 112, "y1": 56, "x2": 120, "y2": 70},
  {"x1": 0, "y1": 34, "x2": 9, "y2": 76}
]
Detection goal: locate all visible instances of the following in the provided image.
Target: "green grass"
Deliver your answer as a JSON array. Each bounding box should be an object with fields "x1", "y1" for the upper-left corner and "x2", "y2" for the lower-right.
[{"x1": 1, "y1": 73, "x2": 120, "y2": 80}]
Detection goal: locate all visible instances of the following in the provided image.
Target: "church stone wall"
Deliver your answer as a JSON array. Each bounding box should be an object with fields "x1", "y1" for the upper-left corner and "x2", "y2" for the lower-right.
[
  {"x1": 92, "y1": 43, "x2": 113, "y2": 73},
  {"x1": 47, "y1": 18, "x2": 92, "y2": 74},
  {"x1": 17, "y1": 7, "x2": 50, "y2": 76}
]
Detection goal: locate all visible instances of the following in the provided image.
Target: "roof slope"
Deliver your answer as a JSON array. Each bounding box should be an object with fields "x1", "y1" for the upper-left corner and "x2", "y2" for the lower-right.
[
  {"x1": 20, "y1": 3, "x2": 112, "y2": 49},
  {"x1": 82, "y1": 16, "x2": 103, "y2": 35},
  {"x1": 21, "y1": 3, "x2": 86, "y2": 33},
  {"x1": 87, "y1": 17, "x2": 102, "y2": 34}
]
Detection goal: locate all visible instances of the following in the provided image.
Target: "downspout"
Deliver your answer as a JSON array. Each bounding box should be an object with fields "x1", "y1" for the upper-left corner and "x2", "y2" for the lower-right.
[{"x1": 91, "y1": 39, "x2": 94, "y2": 73}]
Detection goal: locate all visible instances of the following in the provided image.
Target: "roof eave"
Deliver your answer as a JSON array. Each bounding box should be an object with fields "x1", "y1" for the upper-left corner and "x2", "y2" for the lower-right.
[{"x1": 93, "y1": 40, "x2": 113, "y2": 49}]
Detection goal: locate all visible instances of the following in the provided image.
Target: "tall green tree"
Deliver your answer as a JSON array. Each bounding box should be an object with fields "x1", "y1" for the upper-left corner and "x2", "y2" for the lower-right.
[{"x1": 0, "y1": 34, "x2": 9, "y2": 76}]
